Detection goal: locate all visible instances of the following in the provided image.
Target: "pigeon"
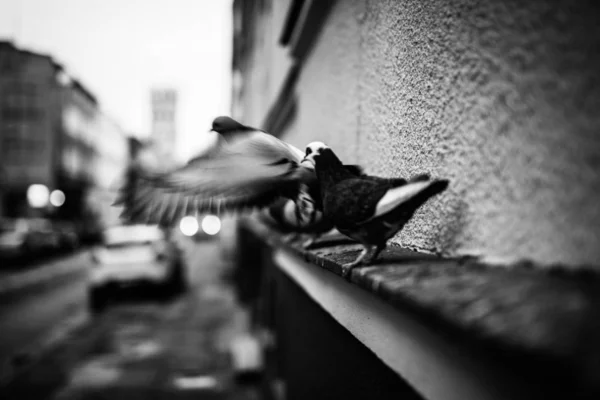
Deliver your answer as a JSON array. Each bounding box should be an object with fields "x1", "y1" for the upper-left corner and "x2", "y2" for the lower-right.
[
  {"x1": 258, "y1": 197, "x2": 335, "y2": 248},
  {"x1": 115, "y1": 117, "x2": 360, "y2": 248},
  {"x1": 302, "y1": 141, "x2": 449, "y2": 278}
]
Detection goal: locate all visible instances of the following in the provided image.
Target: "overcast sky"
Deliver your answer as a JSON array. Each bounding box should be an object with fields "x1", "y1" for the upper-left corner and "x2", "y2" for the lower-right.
[{"x1": 0, "y1": 0, "x2": 232, "y2": 161}]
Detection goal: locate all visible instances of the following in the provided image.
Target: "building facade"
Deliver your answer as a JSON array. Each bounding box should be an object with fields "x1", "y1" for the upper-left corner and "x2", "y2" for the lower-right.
[
  {"x1": 58, "y1": 72, "x2": 129, "y2": 231},
  {"x1": 0, "y1": 41, "x2": 62, "y2": 217},
  {"x1": 150, "y1": 88, "x2": 178, "y2": 169},
  {"x1": 84, "y1": 112, "x2": 130, "y2": 229},
  {"x1": 0, "y1": 41, "x2": 129, "y2": 231},
  {"x1": 231, "y1": 0, "x2": 600, "y2": 270},
  {"x1": 58, "y1": 75, "x2": 99, "y2": 221}
]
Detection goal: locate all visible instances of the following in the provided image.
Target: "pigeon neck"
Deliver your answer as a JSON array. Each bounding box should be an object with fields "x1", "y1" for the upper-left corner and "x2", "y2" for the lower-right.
[{"x1": 315, "y1": 157, "x2": 350, "y2": 191}]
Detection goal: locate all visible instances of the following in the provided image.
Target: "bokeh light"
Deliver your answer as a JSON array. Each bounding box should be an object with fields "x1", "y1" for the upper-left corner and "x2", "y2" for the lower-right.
[
  {"x1": 27, "y1": 184, "x2": 50, "y2": 208},
  {"x1": 50, "y1": 190, "x2": 66, "y2": 207},
  {"x1": 201, "y1": 215, "x2": 221, "y2": 235},
  {"x1": 179, "y1": 216, "x2": 199, "y2": 237}
]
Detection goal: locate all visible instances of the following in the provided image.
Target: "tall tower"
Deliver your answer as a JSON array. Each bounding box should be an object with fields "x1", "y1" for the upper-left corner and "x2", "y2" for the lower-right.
[{"x1": 150, "y1": 89, "x2": 177, "y2": 167}]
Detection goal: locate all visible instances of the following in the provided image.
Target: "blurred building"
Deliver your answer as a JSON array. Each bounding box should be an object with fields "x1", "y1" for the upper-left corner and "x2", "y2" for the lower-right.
[
  {"x1": 231, "y1": 0, "x2": 600, "y2": 269},
  {"x1": 0, "y1": 41, "x2": 62, "y2": 217},
  {"x1": 57, "y1": 73, "x2": 99, "y2": 221},
  {"x1": 0, "y1": 41, "x2": 129, "y2": 233},
  {"x1": 84, "y1": 114, "x2": 130, "y2": 229},
  {"x1": 150, "y1": 88, "x2": 178, "y2": 169}
]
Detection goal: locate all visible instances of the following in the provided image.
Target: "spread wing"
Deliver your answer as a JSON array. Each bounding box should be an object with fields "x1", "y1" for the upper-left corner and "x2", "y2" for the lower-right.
[
  {"x1": 188, "y1": 130, "x2": 304, "y2": 164},
  {"x1": 115, "y1": 131, "x2": 306, "y2": 225}
]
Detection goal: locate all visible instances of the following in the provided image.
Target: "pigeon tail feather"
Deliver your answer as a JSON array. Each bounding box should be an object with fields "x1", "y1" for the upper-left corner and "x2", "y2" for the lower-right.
[{"x1": 373, "y1": 179, "x2": 449, "y2": 220}]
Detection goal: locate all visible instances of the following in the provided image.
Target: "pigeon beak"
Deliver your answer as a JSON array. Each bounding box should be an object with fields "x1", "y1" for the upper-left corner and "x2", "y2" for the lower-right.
[
  {"x1": 208, "y1": 128, "x2": 215, "y2": 132},
  {"x1": 300, "y1": 157, "x2": 316, "y2": 169}
]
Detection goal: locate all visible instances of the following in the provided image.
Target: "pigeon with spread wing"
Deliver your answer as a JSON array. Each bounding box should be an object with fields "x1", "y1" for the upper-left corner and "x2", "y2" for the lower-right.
[{"x1": 116, "y1": 117, "x2": 351, "y2": 247}]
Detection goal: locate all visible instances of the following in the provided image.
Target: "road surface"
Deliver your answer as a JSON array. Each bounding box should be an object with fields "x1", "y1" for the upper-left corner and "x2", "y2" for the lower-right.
[
  {"x1": 0, "y1": 235, "x2": 258, "y2": 399},
  {"x1": 0, "y1": 251, "x2": 90, "y2": 383}
]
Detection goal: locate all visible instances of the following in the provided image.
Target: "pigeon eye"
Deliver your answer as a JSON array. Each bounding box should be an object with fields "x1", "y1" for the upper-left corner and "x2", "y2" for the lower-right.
[{"x1": 305, "y1": 148, "x2": 313, "y2": 156}]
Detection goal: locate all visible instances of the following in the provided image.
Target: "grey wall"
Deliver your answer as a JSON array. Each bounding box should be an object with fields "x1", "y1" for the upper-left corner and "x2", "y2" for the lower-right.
[{"x1": 290, "y1": 0, "x2": 600, "y2": 269}]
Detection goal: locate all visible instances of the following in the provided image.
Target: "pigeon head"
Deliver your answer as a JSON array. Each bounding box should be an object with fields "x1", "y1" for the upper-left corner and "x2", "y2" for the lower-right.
[
  {"x1": 210, "y1": 116, "x2": 246, "y2": 134},
  {"x1": 302, "y1": 141, "x2": 342, "y2": 171},
  {"x1": 301, "y1": 142, "x2": 328, "y2": 169}
]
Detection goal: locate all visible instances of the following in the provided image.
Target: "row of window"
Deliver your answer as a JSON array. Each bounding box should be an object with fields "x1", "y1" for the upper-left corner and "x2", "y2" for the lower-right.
[
  {"x1": 151, "y1": 91, "x2": 177, "y2": 102},
  {"x1": 152, "y1": 110, "x2": 175, "y2": 121},
  {"x1": 4, "y1": 81, "x2": 38, "y2": 96},
  {"x1": 0, "y1": 53, "x2": 20, "y2": 73},
  {"x1": 2, "y1": 137, "x2": 47, "y2": 161},
  {"x1": 1, "y1": 106, "x2": 44, "y2": 121}
]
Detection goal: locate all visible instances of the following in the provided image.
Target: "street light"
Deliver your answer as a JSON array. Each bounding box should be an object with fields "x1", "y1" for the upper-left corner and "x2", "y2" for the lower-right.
[
  {"x1": 27, "y1": 184, "x2": 49, "y2": 208},
  {"x1": 50, "y1": 190, "x2": 66, "y2": 207}
]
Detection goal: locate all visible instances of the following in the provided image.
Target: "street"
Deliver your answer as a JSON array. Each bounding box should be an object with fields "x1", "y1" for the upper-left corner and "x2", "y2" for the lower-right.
[
  {"x1": 0, "y1": 251, "x2": 90, "y2": 383},
  {"x1": 0, "y1": 237, "x2": 259, "y2": 400}
]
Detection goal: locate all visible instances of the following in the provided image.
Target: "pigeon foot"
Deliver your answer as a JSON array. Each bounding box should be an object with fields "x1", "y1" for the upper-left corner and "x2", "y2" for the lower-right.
[
  {"x1": 341, "y1": 261, "x2": 360, "y2": 279},
  {"x1": 282, "y1": 233, "x2": 300, "y2": 244},
  {"x1": 363, "y1": 244, "x2": 386, "y2": 265},
  {"x1": 302, "y1": 236, "x2": 317, "y2": 249},
  {"x1": 341, "y1": 246, "x2": 372, "y2": 279}
]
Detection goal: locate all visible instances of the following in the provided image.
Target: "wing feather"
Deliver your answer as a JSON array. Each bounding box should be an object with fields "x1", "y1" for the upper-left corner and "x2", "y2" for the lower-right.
[
  {"x1": 373, "y1": 181, "x2": 433, "y2": 219},
  {"x1": 116, "y1": 130, "x2": 307, "y2": 224}
]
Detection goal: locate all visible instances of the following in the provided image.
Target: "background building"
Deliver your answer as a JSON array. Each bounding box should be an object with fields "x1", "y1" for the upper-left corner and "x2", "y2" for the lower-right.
[
  {"x1": 57, "y1": 74, "x2": 99, "y2": 222},
  {"x1": 150, "y1": 88, "x2": 178, "y2": 169},
  {"x1": 231, "y1": 0, "x2": 600, "y2": 270},
  {"x1": 0, "y1": 41, "x2": 129, "y2": 234},
  {"x1": 84, "y1": 113, "x2": 130, "y2": 230},
  {"x1": 0, "y1": 41, "x2": 62, "y2": 218}
]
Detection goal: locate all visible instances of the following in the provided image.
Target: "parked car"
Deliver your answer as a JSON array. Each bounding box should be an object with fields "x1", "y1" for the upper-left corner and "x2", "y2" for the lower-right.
[
  {"x1": 0, "y1": 218, "x2": 61, "y2": 260},
  {"x1": 53, "y1": 220, "x2": 80, "y2": 250},
  {"x1": 87, "y1": 224, "x2": 187, "y2": 313}
]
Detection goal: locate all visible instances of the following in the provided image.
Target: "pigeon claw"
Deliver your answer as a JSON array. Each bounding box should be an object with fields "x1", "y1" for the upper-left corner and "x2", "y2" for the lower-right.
[
  {"x1": 282, "y1": 233, "x2": 300, "y2": 244},
  {"x1": 340, "y1": 244, "x2": 385, "y2": 280},
  {"x1": 341, "y1": 261, "x2": 360, "y2": 280},
  {"x1": 302, "y1": 236, "x2": 316, "y2": 249},
  {"x1": 341, "y1": 247, "x2": 369, "y2": 280}
]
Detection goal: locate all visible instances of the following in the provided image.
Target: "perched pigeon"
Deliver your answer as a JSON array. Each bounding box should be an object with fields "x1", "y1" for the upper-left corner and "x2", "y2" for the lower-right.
[
  {"x1": 115, "y1": 117, "x2": 358, "y2": 247},
  {"x1": 302, "y1": 142, "x2": 449, "y2": 278}
]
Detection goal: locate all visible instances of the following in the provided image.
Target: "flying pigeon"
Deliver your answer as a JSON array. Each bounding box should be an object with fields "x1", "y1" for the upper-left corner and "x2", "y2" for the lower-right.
[
  {"x1": 115, "y1": 117, "x2": 359, "y2": 247},
  {"x1": 302, "y1": 142, "x2": 449, "y2": 278}
]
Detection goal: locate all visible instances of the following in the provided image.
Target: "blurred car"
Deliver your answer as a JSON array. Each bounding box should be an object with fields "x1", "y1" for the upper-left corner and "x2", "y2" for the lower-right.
[
  {"x1": 87, "y1": 224, "x2": 187, "y2": 313},
  {"x1": 53, "y1": 220, "x2": 80, "y2": 250},
  {"x1": 0, "y1": 218, "x2": 61, "y2": 259}
]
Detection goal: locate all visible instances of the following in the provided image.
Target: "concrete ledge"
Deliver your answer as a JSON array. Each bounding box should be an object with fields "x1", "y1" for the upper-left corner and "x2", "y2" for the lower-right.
[{"x1": 242, "y1": 217, "x2": 600, "y2": 397}]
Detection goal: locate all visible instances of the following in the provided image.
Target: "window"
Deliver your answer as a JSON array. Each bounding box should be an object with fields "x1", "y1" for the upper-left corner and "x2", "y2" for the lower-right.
[
  {"x1": 1, "y1": 106, "x2": 43, "y2": 121},
  {"x1": 2, "y1": 137, "x2": 46, "y2": 161},
  {"x1": 0, "y1": 53, "x2": 18, "y2": 73},
  {"x1": 1, "y1": 82, "x2": 42, "y2": 121}
]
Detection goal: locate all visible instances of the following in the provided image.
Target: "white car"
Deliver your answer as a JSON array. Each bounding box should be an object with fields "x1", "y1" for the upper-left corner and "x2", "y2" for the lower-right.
[
  {"x1": 88, "y1": 224, "x2": 186, "y2": 313},
  {"x1": 0, "y1": 218, "x2": 61, "y2": 260}
]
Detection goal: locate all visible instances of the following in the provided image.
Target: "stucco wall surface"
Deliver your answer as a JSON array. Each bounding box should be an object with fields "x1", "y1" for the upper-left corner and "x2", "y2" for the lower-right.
[
  {"x1": 292, "y1": 1, "x2": 362, "y2": 162},
  {"x1": 293, "y1": 0, "x2": 600, "y2": 268}
]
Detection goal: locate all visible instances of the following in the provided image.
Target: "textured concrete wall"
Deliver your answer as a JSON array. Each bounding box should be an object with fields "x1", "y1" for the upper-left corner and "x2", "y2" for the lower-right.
[
  {"x1": 291, "y1": 1, "x2": 362, "y2": 161},
  {"x1": 286, "y1": 0, "x2": 600, "y2": 269},
  {"x1": 236, "y1": 0, "x2": 600, "y2": 269}
]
